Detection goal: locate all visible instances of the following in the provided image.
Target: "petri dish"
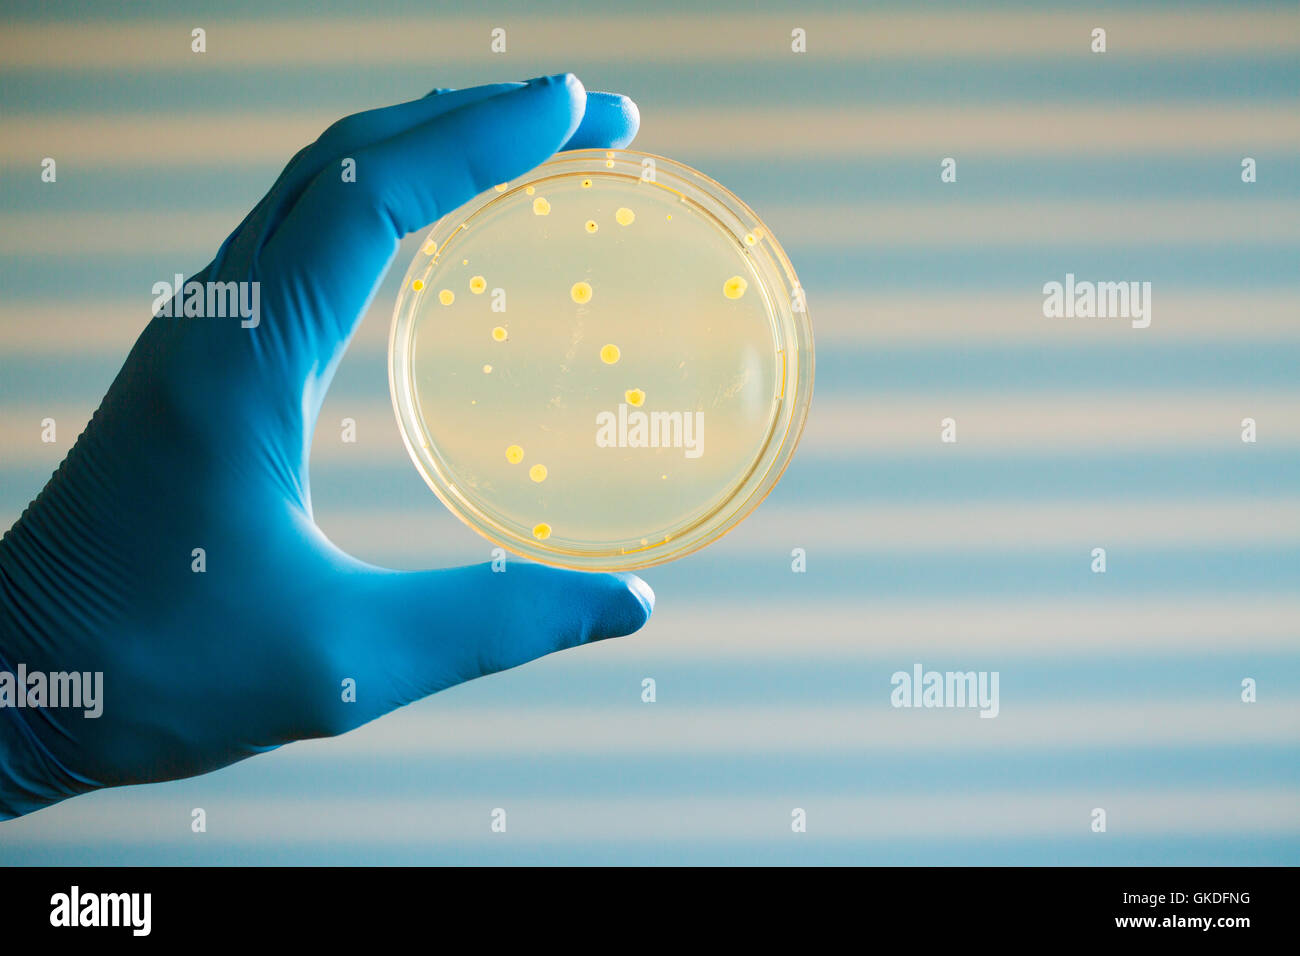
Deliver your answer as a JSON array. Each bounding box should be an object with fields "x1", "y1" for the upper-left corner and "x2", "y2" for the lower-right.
[{"x1": 389, "y1": 149, "x2": 813, "y2": 571}]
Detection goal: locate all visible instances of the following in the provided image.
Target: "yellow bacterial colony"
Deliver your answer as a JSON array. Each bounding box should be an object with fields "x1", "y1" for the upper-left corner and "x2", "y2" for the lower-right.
[
  {"x1": 723, "y1": 276, "x2": 747, "y2": 300},
  {"x1": 529, "y1": 464, "x2": 548, "y2": 483},
  {"x1": 571, "y1": 281, "x2": 593, "y2": 304},
  {"x1": 615, "y1": 207, "x2": 635, "y2": 226},
  {"x1": 600, "y1": 343, "x2": 621, "y2": 365},
  {"x1": 505, "y1": 444, "x2": 524, "y2": 464},
  {"x1": 412, "y1": 279, "x2": 425, "y2": 291},
  {"x1": 439, "y1": 289, "x2": 455, "y2": 305},
  {"x1": 585, "y1": 220, "x2": 599, "y2": 234},
  {"x1": 625, "y1": 388, "x2": 645, "y2": 406},
  {"x1": 533, "y1": 197, "x2": 550, "y2": 215},
  {"x1": 469, "y1": 275, "x2": 486, "y2": 294},
  {"x1": 491, "y1": 326, "x2": 508, "y2": 342},
  {"x1": 532, "y1": 523, "x2": 551, "y2": 541}
]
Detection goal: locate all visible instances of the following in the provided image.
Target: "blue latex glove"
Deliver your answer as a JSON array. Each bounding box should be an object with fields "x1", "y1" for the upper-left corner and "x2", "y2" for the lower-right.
[{"x1": 0, "y1": 74, "x2": 654, "y2": 820}]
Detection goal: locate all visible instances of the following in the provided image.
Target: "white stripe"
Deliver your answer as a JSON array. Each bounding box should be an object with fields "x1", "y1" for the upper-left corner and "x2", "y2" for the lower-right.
[
  {"x1": 5, "y1": 787, "x2": 1297, "y2": 844},
  {"x1": 4, "y1": 288, "x2": 1298, "y2": 356},
  {"x1": 2, "y1": 11, "x2": 1297, "y2": 69},
  {"x1": 294, "y1": 699, "x2": 1300, "y2": 757},
  {"x1": 4, "y1": 103, "x2": 1298, "y2": 167},
  {"x1": 629, "y1": 598, "x2": 1300, "y2": 657},
  {"x1": 802, "y1": 291, "x2": 1300, "y2": 344},
  {"x1": 0, "y1": 210, "x2": 237, "y2": 257},
  {"x1": 766, "y1": 199, "x2": 1300, "y2": 246},
  {"x1": 306, "y1": 391, "x2": 1300, "y2": 458},
  {"x1": 312, "y1": 388, "x2": 1300, "y2": 460},
  {"x1": 797, "y1": 394, "x2": 1300, "y2": 452},
  {"x1": 308, "y1": 496, "x2": 1300, "y2": 564},
  {"x1": 2, "y1": 392, "x2": 1296, "y2": 480},
  {"x1": 0, "y1": 303, "x2": 150, "y2": 354},
  {"x1": 8, "y1": 200, "x2": 1300, "y2": 258}
]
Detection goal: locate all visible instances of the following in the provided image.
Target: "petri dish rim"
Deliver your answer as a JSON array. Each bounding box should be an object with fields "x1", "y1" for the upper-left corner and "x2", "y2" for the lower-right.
[{"x1": 389, "y1": 148, "x2": 814, "y2": 571}]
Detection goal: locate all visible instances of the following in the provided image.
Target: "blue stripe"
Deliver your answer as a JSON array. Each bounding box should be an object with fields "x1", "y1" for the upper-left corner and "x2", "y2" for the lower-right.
[
  {"x1": 3, "y1": 59, "x2": 1298, "y2": 114},
  {"x1": 3, "y1": 243, "x2": 1297, "y2": 300},
  {"x1": 309, "y1": 449, "x2": 1300, "y2": 509},
  {"x1": 5, "y1": 341, "x2": 1300, "y2": 404},
  {"x1": 4, "y1": 836, "x2": 1297, "y2": 867},
  {"x1": 636, "y1": 549, "x2": 1300, "y2": 598},
  {"x1": 130, "y1": 744, "x2": 1300, "y2": 797},
  {"x1": 2, "y1": 0, "x2": 1294, "y2": 22},
  {"x1": 426, "y1": 657, "x2": 1300, "y2": 707}
]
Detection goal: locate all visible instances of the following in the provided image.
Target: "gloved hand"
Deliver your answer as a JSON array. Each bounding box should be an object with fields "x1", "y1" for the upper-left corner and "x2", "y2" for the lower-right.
[{"x1": 0, "y1": 74, "x2": 653, "y2": 820}]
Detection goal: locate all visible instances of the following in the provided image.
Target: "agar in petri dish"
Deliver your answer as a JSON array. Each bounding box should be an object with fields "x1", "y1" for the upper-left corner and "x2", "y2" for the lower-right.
[{"x1": 389, "y1": 149, "x2": 813, "y2": 571}]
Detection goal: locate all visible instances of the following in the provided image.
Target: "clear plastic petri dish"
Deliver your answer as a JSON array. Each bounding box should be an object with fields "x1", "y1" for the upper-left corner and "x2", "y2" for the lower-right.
[{"x1": 389, "y1": 149, "x2": 813, "y2": 571}]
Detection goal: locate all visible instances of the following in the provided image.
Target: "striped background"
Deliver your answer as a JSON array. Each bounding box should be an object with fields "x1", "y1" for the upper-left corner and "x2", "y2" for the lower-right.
[{"x1": 1, "y1": 0, "x2": 1297, "y2": 864}]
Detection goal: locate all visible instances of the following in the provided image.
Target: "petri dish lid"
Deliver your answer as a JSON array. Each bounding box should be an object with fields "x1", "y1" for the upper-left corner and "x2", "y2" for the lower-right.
[{"x1": 389, "y1": 149, "x2": 813, "y2": 571}]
